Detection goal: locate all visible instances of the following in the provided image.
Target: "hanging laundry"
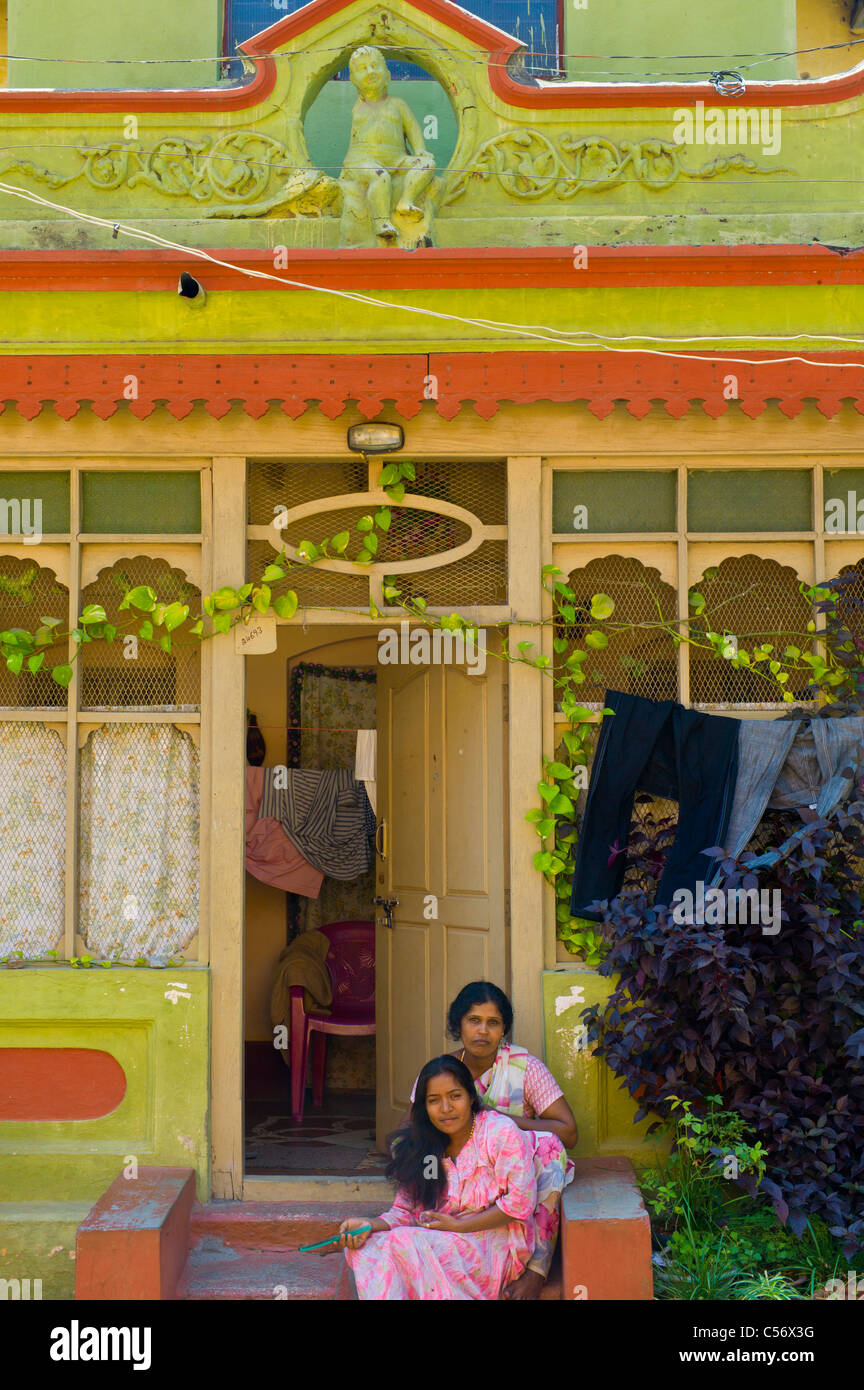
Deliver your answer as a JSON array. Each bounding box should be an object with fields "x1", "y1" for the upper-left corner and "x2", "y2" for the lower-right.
[
  {"x1": 260, "y1": 766, "x2": 376, "y2": 880},
  {"x1": 716, "y1": 711, "x2": 864, "y2": 872},
  {"x1": 355, "y1": 728, "x2": 377, "y2": 815},
  {"x1": 245, "y1": 766, "x2": 323, "y2": 898},
  {"x1": 569, "y1": 689, "x2": 739, "y2": 920}
]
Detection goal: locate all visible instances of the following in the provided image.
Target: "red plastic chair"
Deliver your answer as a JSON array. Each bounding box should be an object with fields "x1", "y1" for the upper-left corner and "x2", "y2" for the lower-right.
[{"x1": 289, "y1": 920, "x2": 375, "y2": 1123}]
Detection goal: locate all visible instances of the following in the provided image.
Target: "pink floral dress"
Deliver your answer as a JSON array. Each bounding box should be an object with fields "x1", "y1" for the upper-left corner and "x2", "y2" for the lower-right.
[
  {"x1": 410, "y1": 1042, "x2": 574, "y2": 1280},
  {"x1": 345, "y1": 1110, "x2": 537, "y2": 1300}
]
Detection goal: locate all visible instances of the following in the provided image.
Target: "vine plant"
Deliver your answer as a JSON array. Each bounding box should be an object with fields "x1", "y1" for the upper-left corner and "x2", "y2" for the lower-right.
[{"x1": 0, "y1": 459, "x2": 858, "y2": 967}]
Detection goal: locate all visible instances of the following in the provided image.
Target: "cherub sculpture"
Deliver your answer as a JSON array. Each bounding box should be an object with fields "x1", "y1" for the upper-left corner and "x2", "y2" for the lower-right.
[{"x1": 339, "y1": 45, "x2": 436, "y2": 248}]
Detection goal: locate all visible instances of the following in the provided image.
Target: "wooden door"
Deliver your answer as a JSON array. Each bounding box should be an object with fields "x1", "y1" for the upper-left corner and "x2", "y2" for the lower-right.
[{"x1": 375, "y1": 642, "x2": 507, "y2": 1145}]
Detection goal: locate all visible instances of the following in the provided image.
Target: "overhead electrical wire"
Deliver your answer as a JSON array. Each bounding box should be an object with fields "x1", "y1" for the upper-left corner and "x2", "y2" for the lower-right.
[
  {"x1": 0, "y1": 177, "x2": 861, "y2": 374},
  {"x1": 0, "y1": 34, "x2": 862, "y2": 84}
]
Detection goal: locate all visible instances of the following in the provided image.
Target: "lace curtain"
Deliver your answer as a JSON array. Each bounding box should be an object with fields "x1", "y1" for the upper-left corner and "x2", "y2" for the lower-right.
[
  {"x1": 79, "y1": 723, "x2": 200, "y2": 958},
  {"x1": 0, "y1": 722, "x2": 66, "y2": 956}
]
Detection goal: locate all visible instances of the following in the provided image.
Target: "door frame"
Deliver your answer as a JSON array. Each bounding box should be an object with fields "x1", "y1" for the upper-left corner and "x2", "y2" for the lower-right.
[{"x1": 208, "y1": 453, "x2": 547, "y2": 1200}]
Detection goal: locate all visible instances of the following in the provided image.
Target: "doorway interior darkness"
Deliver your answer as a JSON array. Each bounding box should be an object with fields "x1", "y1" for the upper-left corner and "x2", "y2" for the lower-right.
[{"x1": 244, "y1": 628, "x2": 381, "y2": 1179}]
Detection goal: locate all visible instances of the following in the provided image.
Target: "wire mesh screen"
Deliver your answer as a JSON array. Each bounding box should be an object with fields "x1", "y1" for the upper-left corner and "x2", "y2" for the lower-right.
[
  {"x1": 833, "y1": 559, "x2": 864, "y2": 645},
  {"x1": 247, "y1": 459, "x2": 367, "y2": 524},
  {"x1": 0, "y1": 722, "x2": 66, "y2": 956},
  {"x1": 398, "y1": 540, "x2": 508, "y2": 606},
  {"x1": 556, "y1": 557, "x2": 678, "y2": 704},
  {"x1": 410, "y1": 461, "x2": 507, "y2": 527},
  {"x1": 79, "y1": 558, "x2": 201, "y2": 711},
  {"x1": 689, "y1": 556, "x2": 813, "y2": 707},
  {"x1": 78, "y1": 724, "x2": 199, "y2": 958},
  {"x1": 620, "y1": 793, "x2": 679, "y2": 900},
  {"x1": 0, "y1": 557, "x2": 69, "y2": 709},
  {"x1": 249, "y1": 459, "x2": 509, "y2": 609},
  {"x1": 247, "y1": 538, "x2": 370, "y2": 608}
]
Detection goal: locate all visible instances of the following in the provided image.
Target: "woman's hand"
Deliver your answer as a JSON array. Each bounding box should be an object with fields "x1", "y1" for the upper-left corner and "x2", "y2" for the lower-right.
[
  {"x1": 338, "y1": 1217, "x2": 374, "y2": 1250},
  {"x1": 417, "y1": 1210, "x2": 463, "y2": 1232}
]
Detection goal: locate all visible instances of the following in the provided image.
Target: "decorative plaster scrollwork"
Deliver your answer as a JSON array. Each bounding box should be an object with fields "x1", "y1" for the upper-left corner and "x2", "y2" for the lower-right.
[
  {"x1": 0, "y1": 132, "x2": 340, "y2": 217},
  {"x1": 442, "y1": 130, "x2": 791, "y2": 205}
]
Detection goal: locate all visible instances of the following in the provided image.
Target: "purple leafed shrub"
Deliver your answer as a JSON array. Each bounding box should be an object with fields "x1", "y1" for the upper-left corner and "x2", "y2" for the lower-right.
[{"x1": 582, "y1": 793, "x2": 864, "y2": 1254}]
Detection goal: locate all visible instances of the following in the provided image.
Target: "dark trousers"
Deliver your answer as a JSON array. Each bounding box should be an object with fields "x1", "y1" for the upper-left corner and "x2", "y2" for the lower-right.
[{"x1": 569, "y1": 690, "x2": 739, "y2": 920}]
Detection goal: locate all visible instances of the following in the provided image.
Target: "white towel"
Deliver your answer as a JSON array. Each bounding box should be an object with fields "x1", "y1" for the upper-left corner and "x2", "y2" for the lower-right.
[{"x1": 355, "y1": 729, "x2": 377, "y2": 815}]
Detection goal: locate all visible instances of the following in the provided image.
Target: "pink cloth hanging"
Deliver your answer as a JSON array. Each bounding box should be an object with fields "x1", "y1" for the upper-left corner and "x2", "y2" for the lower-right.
[{"x1": 245, "y1": 766, "x2": 323, "y2": 898}]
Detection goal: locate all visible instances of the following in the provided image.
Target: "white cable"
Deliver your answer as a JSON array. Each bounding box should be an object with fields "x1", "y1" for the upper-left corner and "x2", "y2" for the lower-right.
[{"x1": 0, "y1": 178, "x2": 862, "y2": 370}]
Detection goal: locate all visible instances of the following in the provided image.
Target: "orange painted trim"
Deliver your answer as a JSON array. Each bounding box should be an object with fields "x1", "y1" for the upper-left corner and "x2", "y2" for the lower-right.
[
  {"x1": 1, "y1": 244, "x2": 862, "y2": 294},
  {"x1": 0, "y1": 1046, "x2": 127, "y2": 1120},
  {"x1": 0, "y1": 350, "x2": 861, "y2": 422},
  {"x1": 0, "y1": 58, "x2": 275, "y2": 115},
  {"x1": 0, "y1": 0, "x2": 862, "y2": 113}
]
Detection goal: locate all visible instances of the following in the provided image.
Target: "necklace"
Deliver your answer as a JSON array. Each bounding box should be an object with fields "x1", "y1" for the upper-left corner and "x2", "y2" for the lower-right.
[{"x1": 448, "y1": 1111, "x2": 475, "y2": 1159}]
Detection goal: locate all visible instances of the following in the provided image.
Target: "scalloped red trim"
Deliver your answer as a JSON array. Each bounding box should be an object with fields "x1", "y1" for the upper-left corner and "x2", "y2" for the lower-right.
[{"x1": 0, "y1": 351, "x2": 862, "y2": 421}]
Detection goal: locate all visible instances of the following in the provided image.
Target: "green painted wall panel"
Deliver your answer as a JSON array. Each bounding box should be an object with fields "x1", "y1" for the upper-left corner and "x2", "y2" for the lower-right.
[
  {"x1": 0, "y1": 968, "x2": 210, "y2": 1204},
  {"x1": 565, "y1": 0, "x2": 797, "y2": 82},
  {"x1": 7, "y1": 0, "x2": 220, "y2": 89},
  {"x1": 542, "y1": 968, "x2": 669, "y2": 1166},
  {"x1": 0, "y1": 1203, "x2": 90, "y2": 1301}
]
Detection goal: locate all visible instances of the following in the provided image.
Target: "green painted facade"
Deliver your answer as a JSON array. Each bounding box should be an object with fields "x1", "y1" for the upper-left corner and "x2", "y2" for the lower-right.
[
  {"x1": 0, "y1": 0, "x2": 854, "y2": 1296},
  {"x1": 542, "y1": 970, "x2": 669, "y2": 1167},
  {"x1": 0, "y1": 0, "x2": 861, "y2": 252},
  {"x1": 0, "y1": 968, "x2": 210, "y2": 1202},
  {"x1": 0, "y1": 1202, "x2": 90, "y2": 1302},
  {"x1": 564, "y1": 0, "x2": 798, "y2": 82},
  {"x1": 0, "y1": 968, "x2": 209, "y2": 1297},
  {"x1": 7, "y1": 0, "x2": 221, "y2": 90}
]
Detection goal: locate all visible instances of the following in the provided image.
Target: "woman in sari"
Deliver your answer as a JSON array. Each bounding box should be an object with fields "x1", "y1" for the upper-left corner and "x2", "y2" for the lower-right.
[
  {"x1": 339, "y1": 1056, "x2": 537, "y2": 1301},
  {"x1": 408, "y1": 980, "x2": 578, "y2": 1300}
]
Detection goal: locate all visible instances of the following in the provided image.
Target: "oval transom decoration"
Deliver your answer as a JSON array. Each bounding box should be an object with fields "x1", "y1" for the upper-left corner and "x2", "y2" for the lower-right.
[
  {"x1": 0, "y1": 1047, "x2": 127, "y2": 1120},
  {"x1": 268, "y1": 493, "x2": 485, "y2": 576}
]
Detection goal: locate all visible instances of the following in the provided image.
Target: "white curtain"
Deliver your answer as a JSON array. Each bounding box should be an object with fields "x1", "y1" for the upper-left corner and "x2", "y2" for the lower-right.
[
  {"x1": 79, "y1": 723, "x2": 199, "y2": 958},
  {"x1": 0, "y1": 722, "x2": 65, "y2": 957}
]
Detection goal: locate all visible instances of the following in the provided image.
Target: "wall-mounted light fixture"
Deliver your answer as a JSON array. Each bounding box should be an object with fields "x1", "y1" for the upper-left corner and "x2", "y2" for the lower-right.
[
  {"x1": 346, "y1": 422, "x2": 404, "y2": 454},
  {"x1": 853, "y1": 2, "x2": 864, "y2": 34},
  {"x1": 177, "y1": 272, "x2": 206, "y2": 306}
]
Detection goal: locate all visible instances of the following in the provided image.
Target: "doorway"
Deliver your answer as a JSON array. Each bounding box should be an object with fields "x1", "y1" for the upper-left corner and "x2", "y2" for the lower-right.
[{"x1": 241, "y1": 624, "x2": 508, "y2": 1182}]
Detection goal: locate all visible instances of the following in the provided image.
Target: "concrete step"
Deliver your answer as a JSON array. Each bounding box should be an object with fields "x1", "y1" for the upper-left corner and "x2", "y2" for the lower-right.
[
  {"x1": 75, "y1": 1166, "x2": 196, "y2": 1301},
  {"x1": 561, "y1": 1156, "x2": 654, "y2": 1300},
  {"x1": 176, "y1": 1240, "x2": 357, "y2": 1301},
  {"x1": 188, "y1": 1199, "x2": 385, "y2": 1252}
]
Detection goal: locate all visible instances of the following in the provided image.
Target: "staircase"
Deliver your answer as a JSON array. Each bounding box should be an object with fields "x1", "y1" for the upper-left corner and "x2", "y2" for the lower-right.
[
  {"x1": 77, "y1": 1160, "x2": 658, "y2": 1300},
  {"x1": 177, "y1": 1199, "x2": 563, "y2": 1299}
]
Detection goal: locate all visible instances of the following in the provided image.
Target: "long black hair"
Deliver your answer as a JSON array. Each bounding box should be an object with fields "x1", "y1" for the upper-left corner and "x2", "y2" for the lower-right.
[
  {"x1": 446, "y1": 981, "x2": 513, "y2": 1042},
  {"x1": 385, "y1": 1056, "x2": 481, "y2": 1208}
]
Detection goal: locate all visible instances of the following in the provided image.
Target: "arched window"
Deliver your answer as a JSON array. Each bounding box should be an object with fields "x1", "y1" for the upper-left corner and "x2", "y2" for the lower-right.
[
  {"x1": 688, "y1": 556, "x2": 813, "y2": 707},
  {"x1": 79, "y1": 557, "x2": 201, "y2": 712},
  {"x1": 557, "y1": 555, "x2": 679, "y2": 704}
]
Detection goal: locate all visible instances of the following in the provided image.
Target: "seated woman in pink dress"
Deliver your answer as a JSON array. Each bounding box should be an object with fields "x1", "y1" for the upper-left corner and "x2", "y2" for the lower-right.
[
  {"x1": 339, "y1": 1055, "x2": 537, "y2": 1300},
  {"x1": 407, "y1": 981, "x2": 579, "y2": 1301}
]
